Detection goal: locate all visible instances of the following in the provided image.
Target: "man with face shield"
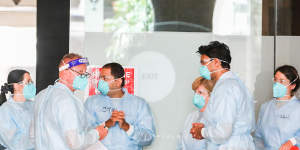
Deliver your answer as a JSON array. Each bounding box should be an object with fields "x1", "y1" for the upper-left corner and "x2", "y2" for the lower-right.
[
  {"x1": 85, "y1": 62, "x2": 156, "y2": 150},
  {"x1": 190, "y1": 41, "x2": 255, "y2": 150},
  {"x1": 33, "y1": 53, "x2": 108, "y2": 150}
]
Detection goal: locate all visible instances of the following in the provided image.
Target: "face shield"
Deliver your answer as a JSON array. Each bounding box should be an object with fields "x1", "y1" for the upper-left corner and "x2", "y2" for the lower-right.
[{"x1": 59, "y1": 58, "x2": 90, "y2": 72}]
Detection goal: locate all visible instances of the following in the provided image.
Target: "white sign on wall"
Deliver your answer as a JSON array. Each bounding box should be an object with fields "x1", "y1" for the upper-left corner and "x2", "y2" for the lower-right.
[{"x1": 129, "y1": 51, "x2": 176, "y2": 102}]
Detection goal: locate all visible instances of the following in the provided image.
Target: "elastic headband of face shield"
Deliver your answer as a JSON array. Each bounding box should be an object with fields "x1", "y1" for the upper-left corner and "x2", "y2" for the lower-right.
[{"x1": 59, "y1": 58, "x2": 89, "y2": 72}]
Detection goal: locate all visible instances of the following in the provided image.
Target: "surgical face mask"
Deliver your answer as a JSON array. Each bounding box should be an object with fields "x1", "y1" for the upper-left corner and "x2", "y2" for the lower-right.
[
  {"x1": 193, "y1": 94, "x2": 206, "y2": 109},
  {"x1": 199, "y1": 58, "x2": 229, "y2": 80},
  {"x1": 69, "y1": 68, "x2": 89, "y2": 91},
  {"x1": 97, "y1": 77, "x2": 123, "y2": 95},
  {"x1": 97, "y1": 80, "x2": 110, "y2": 95},
  {"x1": 273, "y1": 77, "x2": 297, "y2": 98},
  {"x1": 199, "y1": 63, "x2": 212, "y2": 80},
  {"x1": 23, "y1": 83, "x2": 36, "y2": 100},
  {"x1": 73, "y1": 75, "x2": 88, "y2": 91},
  {"x1": 273, "y1": 82, "x2": 287, "y2": 98}
]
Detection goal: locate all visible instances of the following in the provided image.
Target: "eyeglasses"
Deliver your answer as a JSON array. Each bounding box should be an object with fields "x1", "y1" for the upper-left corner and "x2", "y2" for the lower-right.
[
  {"x1": 272, "y1": 77, "x2": 290, "y2": 85},
  {"x1": 99, "y1": 75, "x2": 115, "y2": 81},
  {"x1": 70, "y1": 68, "x2": 91, "y2": 78},
  {"x1": 200, "y1": 58, "x2": 214, "y2": 65},
  {"x1": 17, "y1": 80, "x2": 34, "y2": 85}
]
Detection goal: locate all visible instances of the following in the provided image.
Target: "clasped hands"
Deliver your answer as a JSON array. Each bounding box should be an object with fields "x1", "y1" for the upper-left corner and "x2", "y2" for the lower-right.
[
  {"x1": 190, "y1": 123, "x2": 205, "y2": 140},
  {"x1": 105, "y1": 110, "x2": 130, "y2": 131}
]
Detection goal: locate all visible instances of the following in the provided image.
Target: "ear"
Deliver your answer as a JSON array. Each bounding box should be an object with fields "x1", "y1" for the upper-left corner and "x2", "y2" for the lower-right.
[
  {"x1": 13, "y1": 83, "x2": 23, "y2": 93},
  {"x1": 116, "y1": 78, "x2": 123, "y2": 87},
  {"x1": 290, "y1": 84, "x2": 296, "y2": 90},
  {"x1": 214, "y1": 59, "x2": 222, "y2": 68}
]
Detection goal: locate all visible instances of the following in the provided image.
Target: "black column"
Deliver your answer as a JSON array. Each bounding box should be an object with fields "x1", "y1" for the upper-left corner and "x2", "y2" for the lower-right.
[{"x1": 36, "y1": 0, "x2": 70, "y2": 93}]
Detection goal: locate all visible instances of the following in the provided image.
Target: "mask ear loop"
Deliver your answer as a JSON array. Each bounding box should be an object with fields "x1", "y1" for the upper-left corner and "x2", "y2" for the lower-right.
[
  {"x1": 277, "y1": 76, "x2": 299, "y2": 98},
  {"x1": 209, "y1": 58, "x2": 231, "y2": 71},
  {"x1": 287, "y1": 76, "x2": 299, "y2": 96},
  {"x1": 288, "y1": 75, "x2": 299, "y2": 86},
  {"x1": 218, "y1": 59, "x2": 230, "y2": 71},
  {"x1": 106, "y1": 76, "x2": 125, "y2": 93}
]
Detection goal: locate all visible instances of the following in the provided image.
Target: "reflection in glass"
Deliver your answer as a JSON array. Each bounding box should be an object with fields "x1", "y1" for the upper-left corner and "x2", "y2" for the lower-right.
[
  {"x1": 104, "y1": 0, "x2": 154, "y2": 32},
  {"x1": 70, "y1": 0, "x2": 263, "y2": 35},
  {"x1": 213, "y1": 0, "x2": 250, "y2": 35}
]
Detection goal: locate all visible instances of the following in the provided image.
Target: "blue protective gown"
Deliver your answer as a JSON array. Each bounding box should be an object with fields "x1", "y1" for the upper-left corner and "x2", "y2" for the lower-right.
[
  {"x1": 33, "y1": 82, "x2": 105, "y2": 150},
  {"x1": 200, "y1": 71, "x2": 255, "y2": 150},
  {"x1": 0, "y1": 97, "x2": 34, "y2": 150},
  {"x1": 85, "y1": 88, "x2": 156, "y2": 150},
  {"x1": 177, "y1": 111, "x2": 206, "y2": 150},
  {"x1": 254, "y1": 96, "x2": 300, "y2": 150}
]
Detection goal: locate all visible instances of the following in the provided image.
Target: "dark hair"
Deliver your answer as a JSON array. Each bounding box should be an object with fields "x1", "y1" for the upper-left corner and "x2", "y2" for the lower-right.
[
  {"x1": 196, "y1": 41, "x2": 231, "y2": 69},
  {"x1": 275, "y1": 65, "x2": 300, "y2": 95},
  {"x1": 102, "y1": 63, "x2": 125, "y2": 87},
  {"x1": 0, "y1": 69, "x2": 29, "y2": 106}
]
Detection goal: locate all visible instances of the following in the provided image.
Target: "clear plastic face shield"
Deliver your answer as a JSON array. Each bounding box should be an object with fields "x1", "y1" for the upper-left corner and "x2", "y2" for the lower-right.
[
  {"x1": 59, "y1": 58, "x2": 90, "y2": 72},
  {"x1": 58, "y1": 58, "x2": 91, "y2": 91}
]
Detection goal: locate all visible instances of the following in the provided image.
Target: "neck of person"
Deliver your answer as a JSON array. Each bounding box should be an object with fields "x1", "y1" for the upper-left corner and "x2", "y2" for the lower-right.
[
  {"x1": 13, "y1": 92, "x2": 26, "y2": 102},
  {"x1": 276, "y1": 93, "x2": 292, "y2": 101},
  {"x1": 213, "y1": 69, "x2": 229, "y2": 81},
  {"x1": 108, "y1": 88, "x2": 124, "y2": 98},
  {"x1": 59, "y1": 79, "x2": 75, "y2": 92}
]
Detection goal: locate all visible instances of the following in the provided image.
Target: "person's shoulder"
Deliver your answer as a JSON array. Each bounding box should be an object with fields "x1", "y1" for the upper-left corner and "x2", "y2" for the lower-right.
[
  {"x1": 34, "y1": 86, "x2": 50, "y2": 100},
  {"x1": 85, "y1": 94, "x2": 107, "y2": 106},
  {"x1": 0, "y1": 101, "x2": 15, "y2": 125},
  {"x1": 87, "y1": 94, "x2": 106, "y2": 101},
  {"x1": 259, "y1": 99, "x2": 273, "y2": 112},
  {"x1": 35, "y1": 84, "x2": 69, "y2": 102},
  {"x1": 0, "y1": 107, "x2": 11, "y2": 128},
  {"x1": 128, "y1": 94, "x2": 148, "y2": 104},
  {"x1": 187, "y1": 110, "x2": 202, "y2": 119},
  {"x1": 291, "y1": 97, "x2": 300, "y2": 105},
  {"x1": 85, "y1": 94, "x2": 107, "y2": 103},
  {"x1": 0, "y1": 101, "x2": 10, "y2": 115},
  {"x1": 0, "y1": 97, "x2": 16, "y2": 111},
  {"x1": 216, "y1": 78, "x2": 240, "y2": 92}
]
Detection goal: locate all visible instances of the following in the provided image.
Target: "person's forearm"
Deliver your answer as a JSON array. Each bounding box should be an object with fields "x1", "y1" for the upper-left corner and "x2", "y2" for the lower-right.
[
  {"x1": 201, "y1": 123, "x2": 232, "y2": 144},
  {"x1": 65, "y1": 129, "x2": 99, "y2": 150}
]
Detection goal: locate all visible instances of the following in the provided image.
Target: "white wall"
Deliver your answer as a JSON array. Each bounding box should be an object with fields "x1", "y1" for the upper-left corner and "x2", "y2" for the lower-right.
[
  {"x1": 71, "y1": 32, "x2": 275, "y2": 149},
  {"x1": 0, "y1": 27, "x2": 36, "y2": 90}
]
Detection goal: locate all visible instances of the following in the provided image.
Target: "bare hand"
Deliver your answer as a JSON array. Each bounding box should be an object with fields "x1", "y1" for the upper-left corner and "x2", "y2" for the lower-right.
[
  {"x1": 105, "y1": 110, "x2": 119, "y2": 128},
  {"x1": 96, "y1": 125, "x2": 108, "y2": 140},
  {"x1": 190, "y1": 123, "x2": 204, "y2": 140},
  {"x1": 114, "y1": 111, "x2": 130, "y2": 131}
]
